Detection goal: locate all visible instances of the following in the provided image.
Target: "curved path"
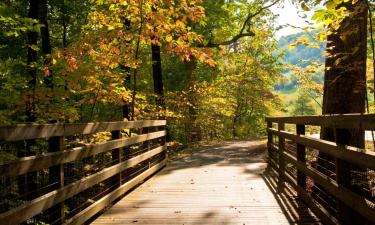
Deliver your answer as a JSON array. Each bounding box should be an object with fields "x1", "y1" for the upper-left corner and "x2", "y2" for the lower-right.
[{"x1": 91, "y1": 140, "x2": 319, "y2": 225}]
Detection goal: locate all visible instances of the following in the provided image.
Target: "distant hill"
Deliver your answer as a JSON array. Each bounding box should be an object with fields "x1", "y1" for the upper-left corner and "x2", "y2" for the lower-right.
[
  {"x1": 274, "y1": 32, "x2": 326, "y2": 112},
  {"x1": 278, "y1": 31, "x2": 325, "y2": 68}
]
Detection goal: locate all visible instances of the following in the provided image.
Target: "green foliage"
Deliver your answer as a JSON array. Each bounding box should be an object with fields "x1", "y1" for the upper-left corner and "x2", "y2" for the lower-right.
[
  {"x1": 291, "y1": 92, "x2": 316, "y2": 115},
  {"x1": 0, "y1": 0, "x2": 282, "y2": 141}
]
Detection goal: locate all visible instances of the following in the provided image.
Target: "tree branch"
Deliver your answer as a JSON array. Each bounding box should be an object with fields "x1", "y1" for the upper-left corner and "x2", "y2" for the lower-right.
[
  {"x1": 239, "y1": 0, "x2": 281, "y2": 35},
  {"x1": 203, "y1": 32, "x2": 255, "y2": 48},
  {"x1": 199, "y1": 0, "x2": 280, "y2": 48}
]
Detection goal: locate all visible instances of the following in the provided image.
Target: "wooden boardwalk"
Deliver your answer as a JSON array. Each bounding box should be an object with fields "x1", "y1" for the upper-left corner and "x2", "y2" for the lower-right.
[{"x1": 91, "y1": 141, "x2": 319, "y2": 225}]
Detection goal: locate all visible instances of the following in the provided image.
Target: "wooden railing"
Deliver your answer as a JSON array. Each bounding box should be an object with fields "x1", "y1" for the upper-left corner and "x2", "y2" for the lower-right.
[
  {"x1": 266, "y1": 114, "x2": 375, "y2": 225},
  {"x1": 0, "y1": 120, "x2": 167, "y2": 225}
]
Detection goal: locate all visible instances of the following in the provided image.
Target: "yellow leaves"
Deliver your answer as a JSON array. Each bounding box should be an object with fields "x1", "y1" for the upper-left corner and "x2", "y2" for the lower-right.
[
  {"x1": 109, "y1": 62, "x2": 118, "y2": 69},
  {"x1": 166, "y1": 35, "x2": 173, "y2": 42},
  {"x1": 288, "y1": 44, "x2": 297, "y2": 50},
  {"x1": 84, "y1": 0, "x2": 211, "y2": 68},
  {"x1": 118, "y1": 0, "x2": 128, "y2": 6}
]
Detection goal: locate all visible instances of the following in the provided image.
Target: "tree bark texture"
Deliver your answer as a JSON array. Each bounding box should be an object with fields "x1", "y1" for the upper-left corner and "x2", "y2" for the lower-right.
[
  {"x1": 318, "y1": 1, "x2": 369, "y2": 224},
  {"x1": 151, "y1": 44, "x2": 165, "y2": 110}
]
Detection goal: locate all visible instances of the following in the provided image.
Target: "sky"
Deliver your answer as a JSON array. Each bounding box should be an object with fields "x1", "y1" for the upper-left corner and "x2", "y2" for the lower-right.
[{"x1": 270, "y1": 1, "x2": 315, "y2": 39}]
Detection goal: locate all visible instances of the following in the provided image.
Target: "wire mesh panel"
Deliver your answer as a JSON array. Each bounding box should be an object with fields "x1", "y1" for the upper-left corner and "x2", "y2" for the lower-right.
[
  {"x1": 0, "y1": 120, "x2": 167, "y2": 225},
  {"x1": 266, "y1": 114, "x2": 375, "y2": 225}
]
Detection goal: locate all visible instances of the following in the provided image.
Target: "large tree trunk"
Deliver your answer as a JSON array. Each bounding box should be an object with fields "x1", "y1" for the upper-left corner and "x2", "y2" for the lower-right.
[
  {"x1": 317, "y1": 1, "x2": 369, "y2": 224},
  {"x1": 151, "y1": 43, "x2": 171, "y2": 141}
]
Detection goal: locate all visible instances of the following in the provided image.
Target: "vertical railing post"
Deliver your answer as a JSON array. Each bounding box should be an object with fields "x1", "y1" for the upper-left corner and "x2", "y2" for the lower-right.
[
  {"x1": 278, "y1": 122, "x2": 285, "y2": 192},
  {"x1": 296, "y1": 124, "x2": 306, "y2": 195},
  {"x1": 48, "y1": 136, "x2": 65, "y2": 224},
  {"x1": 336, "y1": 156, "x2": 356, "y2": 224},
  {"x1": 146, "y1": 127, "x2": 152, "y2": 168},
  {"x1": 111, "y1": 130, "x2": 122, "y2": 185},
  {"x1": 267, "y1": 120, "x2": 273, "y2": 145},
  {"x1": 266, "y1": 120, "x2": 273, "y2": 171},
  {"x1": 162, "y1": 124, "x2": 167, "y2": 161},
  {"x1": 140, "y1": 126, "x2": 151, "y2": 168}
]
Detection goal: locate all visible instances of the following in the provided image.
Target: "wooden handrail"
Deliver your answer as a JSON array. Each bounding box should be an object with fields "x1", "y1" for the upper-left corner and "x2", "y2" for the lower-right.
[
  {"x1": 0, "y1": 131, "x2": 166, "y2": 177},
  {"x1": 266, "y1": 113, "x2": 375, "y2": 130},
  {"x1": 0, "y1": 120, "x2": 166, "y2": 141},
  {"x1": 0, "y1": 120, "x2": 167, "y2": 225},
  {"x1": 267, "y1": 128, "x2": 375, "y2": 170},
  {"x1": 266, "y1": 114, "x2": 375, "y2": 225}
]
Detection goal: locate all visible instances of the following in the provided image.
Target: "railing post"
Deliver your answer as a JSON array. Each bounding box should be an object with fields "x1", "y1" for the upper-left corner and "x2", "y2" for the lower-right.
[
  {"x1": 144, "y1": 127, "x2": 152, "y2": 168},
  {"x1": 336, "y1": 157, "x2": 358, "y2": 224},
  {"x1": 296, "y1": 124, "x2": 306, "y2": 195},
  {"x1": 48, "y1": 136, "x2": 65, "y2": 224},
  {"x1": 278, "y1": 122, "x2": 285, "y2": 192},
  {"x1": 162, "y1": 124, "x2": 167, "y2": 161},
  {"x1": 267, "y1": 121, "x2": 273, "y2": 145},
  {"x1": 266, "y1": 121, "x2": 272, "y2": 171},
  {"x1": 111, "y1": 130, "x2": 122, "y2": 185}
]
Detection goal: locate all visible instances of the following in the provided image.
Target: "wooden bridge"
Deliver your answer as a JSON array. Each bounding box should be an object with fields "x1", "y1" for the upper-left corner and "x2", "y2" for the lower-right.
[{"x1": 0, "y1": 114, "x2": 374, "y2": 225}]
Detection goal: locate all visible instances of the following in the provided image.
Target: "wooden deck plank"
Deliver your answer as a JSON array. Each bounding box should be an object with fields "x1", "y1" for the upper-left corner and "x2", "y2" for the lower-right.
[{"x1": 91, "y1": 141, "x2": 319, "y2": 225}]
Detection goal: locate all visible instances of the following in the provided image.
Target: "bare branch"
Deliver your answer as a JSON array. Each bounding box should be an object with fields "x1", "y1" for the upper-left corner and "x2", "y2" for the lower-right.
[
  {"x1": 239, "y1": 0, "x2": 281, "y2": 35},
  {"x1": 199, "y1": 0, "x2": 280, "y2": 48},
  {"x1": 202, "y1": 32, "x2": 255, "y2": 48}
]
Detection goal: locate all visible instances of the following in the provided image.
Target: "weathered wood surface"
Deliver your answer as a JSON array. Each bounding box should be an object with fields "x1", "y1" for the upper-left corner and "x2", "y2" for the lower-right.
[
  {"x1": 91, "y1": 141, "x2": 319, "y2": 225},
  {"x1": 268, "y1": 128, "x2": 375, "y2": 170},
  {"x1": 0, "y1": 120, "x2": 167, "y2": 225},
  {"x1": 267, "y1": 114, "x2": 375, "y2": 225},
  {"x1": 0, "y1": 120, "x2": 166, "y2": 141},
  {"x1": 0, "y1": 130, "x2": 166, "y2": 177},
  {"x1": 266, "y1": 114, "x2": 375, "y2": 130}
]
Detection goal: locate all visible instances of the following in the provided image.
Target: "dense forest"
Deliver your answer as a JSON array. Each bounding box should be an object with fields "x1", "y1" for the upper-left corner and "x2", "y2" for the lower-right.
[
  {"x1": 0, "y1": 0, "x2": 283, "y2": 143},
  {"x1": 1, "y1": 0, "x2": 375, "y2": 141},
  {"x1": 1, "y1": 1, "x2": 375, "y2": 225}
]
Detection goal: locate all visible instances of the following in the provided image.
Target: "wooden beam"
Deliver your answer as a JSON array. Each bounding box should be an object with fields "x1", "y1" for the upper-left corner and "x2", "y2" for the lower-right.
[
  {"x1": 47, "y1": 136, "x2": 65, "y2": 223},
  {"x1": 64, "y1": 160, "x2": 167, "y2": 225},
  {"x1": 0, "y1": 146, "x2": 166, "y2": 225},
  {"x1": 0, "y1": 120, "x2": 167, "y2": 142},
  {"x1": 268, "y1": 128, "x2": 375, "y2": 171},
  {"x1": 282, "y1": 151, "x2": 375, "y2": 223},
  {"x1": 277, "y1": 122, "x2": 285, "y2": 192},
  {"x1": 296, "y1": 125, "x2": 306, "y2": 191},
  {"x1": 282, "y1": 170, "x2": 338, "y2": 225},
  {"x1": 266, "y1": 114, "x2": 375, "y2": 130},
  {"x1": 0, "y1": 131, "x2": 166, "y2": 177}
]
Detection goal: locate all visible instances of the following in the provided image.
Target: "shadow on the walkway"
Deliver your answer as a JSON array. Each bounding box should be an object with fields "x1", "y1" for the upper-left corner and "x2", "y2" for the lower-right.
[
  {"x1": 91, "y1": 140, "x2": 320, "y2": 225},
  {"x1": 261, "y1": 171, "x2": 321, "y2": 225},
  {"x1": 164, "y1": 140, "x2": 267, "y2": 175}
]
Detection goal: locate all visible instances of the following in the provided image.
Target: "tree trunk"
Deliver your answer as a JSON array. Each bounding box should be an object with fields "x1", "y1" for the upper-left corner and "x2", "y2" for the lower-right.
[
  {"x1": 122, "y1": 19, "x2": 132, "y2": 121},
  {"x1": 184, "y1": 58, "x2": 200, "y2": 142},
  {"x1": 39, "y1": 0, "x2": 53, "y2": 89},
  {"x1": 19, "y1": 0, "x2": 39, "y2": 203},
  {"x1": 318, "y1": 1, "x2": 369, "y2": 224},
  {"x1": 26, "y1": 0, "x2": 39, "y2": 122},
  {"x1": 121, "y1": 64, "x2": 132, "y2": 121},
  {"x1": 61, "y1": 0, "x2": 67, "y2": 48},
  {"x1": 232, "y1": 116, "x2": 238, "y2": 138},
  {"x1": 151, "y1": 44, "x2": 165, "y2": 110}
]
